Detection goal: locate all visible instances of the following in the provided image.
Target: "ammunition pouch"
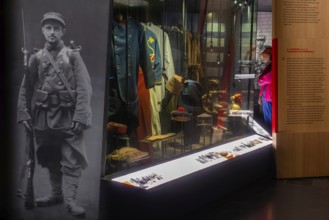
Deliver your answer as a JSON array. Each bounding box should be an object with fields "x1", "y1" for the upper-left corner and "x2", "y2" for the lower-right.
[
  {"x1": 34, "y1": 90, "x2": 76, "y2": 109},
  {"x1": 58, "y1": 90, "x2": 76, "y2": 108},
  {"x1": 34, "y1": 89, "x2": 49, "y2": 108}
]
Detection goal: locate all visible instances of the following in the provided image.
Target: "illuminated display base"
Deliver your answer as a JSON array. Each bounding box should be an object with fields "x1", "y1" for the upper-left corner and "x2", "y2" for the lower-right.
[
  {"x1": 100, "y1": 115, "x2": 274, "y2": 220},
  {"x1": 112, "y1": 134, "x2": 272, "y2": 190}
]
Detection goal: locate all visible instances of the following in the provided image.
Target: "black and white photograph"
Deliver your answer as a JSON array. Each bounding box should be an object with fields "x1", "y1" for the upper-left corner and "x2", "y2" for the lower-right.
[{"x1": 4, "y1": 0, "x2": 110, "y2": 219}]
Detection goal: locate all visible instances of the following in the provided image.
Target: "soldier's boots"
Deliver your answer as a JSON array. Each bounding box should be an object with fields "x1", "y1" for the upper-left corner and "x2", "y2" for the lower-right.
[
  {"x1": 35, "y1": 194, "x2": 64, "y2": 207},
  {"x1": 36, "y1": 170, "x2": 63, "y2": 207},
  {"x1": 66, "y1": 198, "x2": 85, "y2": 218},
  {"x1": 64, "y1": 174, "x2": 85, "y2": 218}
]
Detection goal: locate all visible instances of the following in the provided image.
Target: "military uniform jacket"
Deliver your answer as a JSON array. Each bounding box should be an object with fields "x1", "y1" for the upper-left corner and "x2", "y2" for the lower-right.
[
  {"x1": 108, "y1": 17, "x2": 154, "y2": 130},
  {"x1": 17, "y1": 41, "x2": 92, "y2": 168},
  {"x1": 17, "y1": 42, "x2": 92, "y2": 129},
  {"x1": 110, "y1": 16, "x2": 154, "y2": 104}
]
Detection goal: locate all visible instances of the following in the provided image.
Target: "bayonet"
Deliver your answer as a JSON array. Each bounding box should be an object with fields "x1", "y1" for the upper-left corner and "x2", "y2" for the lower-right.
[{"x1": 21, "y1": 9, "x2": 28, "y2": 67}]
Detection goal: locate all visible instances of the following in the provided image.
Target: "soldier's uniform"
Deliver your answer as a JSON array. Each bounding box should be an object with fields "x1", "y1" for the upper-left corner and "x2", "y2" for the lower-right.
[{"x1": 17, "y1": 12, "x2": 92, "y2": 217}]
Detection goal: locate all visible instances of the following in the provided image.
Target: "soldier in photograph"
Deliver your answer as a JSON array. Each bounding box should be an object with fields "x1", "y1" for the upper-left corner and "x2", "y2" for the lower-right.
[
  {"x1": 256, "y1": 34, "x2": 267, "y2": 57},
  {"x1": 17, "y1": 12, "x2": 92, "y2": 218}
]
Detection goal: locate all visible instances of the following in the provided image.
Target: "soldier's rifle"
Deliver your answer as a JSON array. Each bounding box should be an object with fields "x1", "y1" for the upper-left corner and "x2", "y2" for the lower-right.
[{"x1": 20, "y1": 9, "x2": 35, "y2": 209}]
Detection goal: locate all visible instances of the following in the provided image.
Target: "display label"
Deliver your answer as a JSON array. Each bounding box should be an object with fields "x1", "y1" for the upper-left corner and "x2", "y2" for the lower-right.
[{"x1": 276, "y1": 0, "x2": 329, "y2": 132}]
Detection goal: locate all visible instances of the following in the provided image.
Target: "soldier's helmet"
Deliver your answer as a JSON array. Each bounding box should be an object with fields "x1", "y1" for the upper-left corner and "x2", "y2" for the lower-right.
[{"x1": 41, "y1": 12, "x2": 66, "y2": 28}]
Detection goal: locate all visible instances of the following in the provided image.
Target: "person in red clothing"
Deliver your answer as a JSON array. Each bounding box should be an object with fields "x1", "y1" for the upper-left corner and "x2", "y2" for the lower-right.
[{"x1": 257, "y1": 47, "x2": 272, "y2": 132}]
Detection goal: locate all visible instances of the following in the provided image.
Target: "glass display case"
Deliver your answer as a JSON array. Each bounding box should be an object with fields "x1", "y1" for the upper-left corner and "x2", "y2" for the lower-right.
[
  {"x1": 100, "y1": 1, "x2": 273, "y2": 219},
  {"x1": 104, "y1": 0, "x2": 269, "y2": 178}
]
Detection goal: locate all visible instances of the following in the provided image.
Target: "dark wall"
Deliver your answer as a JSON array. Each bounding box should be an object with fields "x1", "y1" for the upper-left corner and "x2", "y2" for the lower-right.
[{"x1": 3, "y1": 0, "x2": 110, "y2": 219}]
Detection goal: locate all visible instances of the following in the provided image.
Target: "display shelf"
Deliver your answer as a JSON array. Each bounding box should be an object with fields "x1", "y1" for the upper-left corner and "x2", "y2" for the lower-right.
[{"x1": 111, "y1": 133, "x2": 271, "y2": 190}]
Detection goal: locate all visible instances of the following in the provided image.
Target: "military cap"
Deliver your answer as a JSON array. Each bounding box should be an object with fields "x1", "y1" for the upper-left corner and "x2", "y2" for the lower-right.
[
  {"x1": 41, "y1": 12, "x2": 66, "y2": 27},
  {"x1": 256, "y1": 34, "x2": 266, "y2": 40}
]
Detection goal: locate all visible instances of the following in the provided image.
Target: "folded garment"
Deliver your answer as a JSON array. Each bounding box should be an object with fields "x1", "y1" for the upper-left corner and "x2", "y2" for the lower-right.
[
  {"x1": 107, "y1": 147, "x2": 149, "y2": 162},
  {"x1": 145, "y1": 133, "x2": 176, "y2": 141}
]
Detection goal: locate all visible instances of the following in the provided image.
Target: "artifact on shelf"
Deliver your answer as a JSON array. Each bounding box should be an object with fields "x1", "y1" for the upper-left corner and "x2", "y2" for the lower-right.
[
  {"x1": 107, "y1": 122, "x2": 128, "y2": 135},
  {"x1": 107, "y1": 147, "x2": 149, "y2": 162},
  {"x1": 196, "y1": 112, "x2": 213, "y2": 126},
  {"x1": 229, "y1": 93, "x2": 242, "y2": 110},
  {"x1": 171, "y1": 107, "x2": 192, "y2": 122}
]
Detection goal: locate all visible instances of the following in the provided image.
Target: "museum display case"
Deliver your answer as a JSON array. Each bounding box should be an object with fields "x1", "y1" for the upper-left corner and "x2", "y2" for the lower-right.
[
  {"x1": 100, "y1": 0, "x2": 273, "y2": 218},
  {"x1": 104, "y1": 0, "x2": 270, "y2": 175},
  {"x1": 103, "y1": 0, "x2": 269, "y2": 174}
]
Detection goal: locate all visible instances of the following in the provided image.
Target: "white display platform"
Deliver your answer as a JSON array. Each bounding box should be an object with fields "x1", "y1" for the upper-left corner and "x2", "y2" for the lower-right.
[{"x1": 112, "y1": 116, "x2": 272, "y2": 190}]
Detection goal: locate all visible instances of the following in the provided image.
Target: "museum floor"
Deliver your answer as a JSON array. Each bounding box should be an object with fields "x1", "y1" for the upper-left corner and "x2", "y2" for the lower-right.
[
  {"x1": 178, "y1": 177, "x2": 329, "y2": 220},
  {"x1": 7, "y1": 176, "x2": 329, "y2": 220}
]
